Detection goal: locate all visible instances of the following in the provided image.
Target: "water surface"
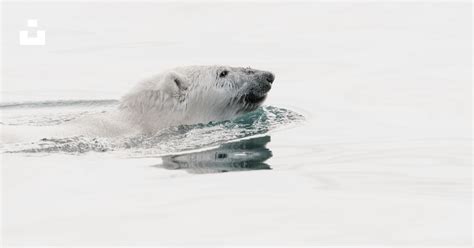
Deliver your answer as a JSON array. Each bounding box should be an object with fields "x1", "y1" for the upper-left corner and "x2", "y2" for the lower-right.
[
  {"x1": 1, "y1": 100, "x2": 303, "y2": 156},
  {"x1": 1, "y1": 2, "x2": 471, "y2": 246}
]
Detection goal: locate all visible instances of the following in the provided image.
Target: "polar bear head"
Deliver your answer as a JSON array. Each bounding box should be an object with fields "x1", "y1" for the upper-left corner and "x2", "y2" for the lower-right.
[{"x1": 119, "y1": 65, "x2": 275, "y2": 132}]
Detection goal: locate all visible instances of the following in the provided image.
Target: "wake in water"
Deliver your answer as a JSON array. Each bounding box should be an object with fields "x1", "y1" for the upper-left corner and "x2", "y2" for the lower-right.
[{"x1": 0, "y1": 100, "x2": 304, "y2": 155}]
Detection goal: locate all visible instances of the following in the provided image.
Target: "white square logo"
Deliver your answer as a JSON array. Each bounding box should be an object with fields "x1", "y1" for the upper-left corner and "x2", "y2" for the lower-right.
[{"x1": 19, "y1": 19, "x2": 45, "y2": 46}]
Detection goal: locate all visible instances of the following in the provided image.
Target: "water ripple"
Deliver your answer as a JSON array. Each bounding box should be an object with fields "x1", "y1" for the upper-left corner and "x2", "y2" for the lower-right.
[{"x1": 2, "y1": 102, "x2": 304, "y2": 155}]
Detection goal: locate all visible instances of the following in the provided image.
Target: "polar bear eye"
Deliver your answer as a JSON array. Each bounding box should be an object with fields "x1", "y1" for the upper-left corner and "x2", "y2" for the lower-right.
[{"x1": 219, "y1": 70, "x2": 229, "y2": 78}]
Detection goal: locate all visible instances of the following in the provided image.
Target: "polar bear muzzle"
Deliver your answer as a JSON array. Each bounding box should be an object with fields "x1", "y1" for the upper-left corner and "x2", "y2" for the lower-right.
[
  {"x1": 241, "y1": 71, "x2": 274, "y2": 103},
  {"x1": 235, "y1": 70, "x2": 274, "y2": 113}
]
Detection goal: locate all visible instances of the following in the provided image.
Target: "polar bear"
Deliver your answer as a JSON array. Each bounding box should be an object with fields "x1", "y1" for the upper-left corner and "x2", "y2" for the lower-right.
[
  {"x1": 1, "y1": 66, "x2": 275, "y2": 144},
  {"x1": 119, "y1": 65, "x2": 275, "y2": 133}
]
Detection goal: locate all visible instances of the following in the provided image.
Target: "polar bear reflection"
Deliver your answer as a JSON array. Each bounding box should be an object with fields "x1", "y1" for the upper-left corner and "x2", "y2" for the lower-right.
[{"x1": 156, "y1": 136, "x2": 272, "y2": 174}]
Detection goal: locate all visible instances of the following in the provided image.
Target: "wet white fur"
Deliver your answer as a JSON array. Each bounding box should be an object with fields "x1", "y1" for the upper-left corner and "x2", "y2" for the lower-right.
[{"x1": 119, "y1": 65, "x2": 268, "y2": 133}]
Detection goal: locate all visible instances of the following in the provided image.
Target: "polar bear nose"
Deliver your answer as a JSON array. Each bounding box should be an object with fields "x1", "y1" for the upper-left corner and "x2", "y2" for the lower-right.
[{"x1": 264, "y1": 72, "x2": 275, "y2": 84}]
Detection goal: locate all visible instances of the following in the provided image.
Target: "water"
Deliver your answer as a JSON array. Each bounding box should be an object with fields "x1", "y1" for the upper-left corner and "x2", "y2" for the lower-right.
[
  {"x1": 157, "y1": 136, "x2": 273, "y2": 174},
  {"x1": 1, "y1": 100, "x2": 303, "y2": 156},
  {"x1": 1, "y1": 2, "x2": 471, "y2": 246}
]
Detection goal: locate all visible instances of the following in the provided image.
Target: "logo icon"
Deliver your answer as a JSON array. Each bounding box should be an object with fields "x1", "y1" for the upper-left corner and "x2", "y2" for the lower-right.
[{"x1": 19, "y1": 19, "x2": 45, "y2": 46}]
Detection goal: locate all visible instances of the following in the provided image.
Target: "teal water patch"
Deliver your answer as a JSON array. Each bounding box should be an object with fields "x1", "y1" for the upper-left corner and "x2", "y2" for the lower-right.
[{"x1": 124, "y1": 106, "x2": 304, "y2": 156}]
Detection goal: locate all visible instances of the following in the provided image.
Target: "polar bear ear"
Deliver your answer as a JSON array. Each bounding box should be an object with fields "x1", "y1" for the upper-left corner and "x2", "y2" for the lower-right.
[
  {"x1": 119, "y1": 71, "x2": 190, "y2": 113},
  {"x1": 163, "y1": 71, "x2": 189, "y2": 91},
  {"x1": 173, "y1": 76, "x2": 188, "y2": 91}
]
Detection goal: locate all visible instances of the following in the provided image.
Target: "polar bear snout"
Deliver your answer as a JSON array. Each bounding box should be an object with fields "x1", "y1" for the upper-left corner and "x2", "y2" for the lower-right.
[
  {"x1": 256, "y1": 71, "x2": 274, "y2": 94},
  {"x1": 259, "y1": 80, "x2": 272, "y2": 94},
  {"x1": 263, "y1": 72, "x2": 275, "y2": 84},
  {"x1": 238, "y1": 70, "x2": 274, "y2": 107}
]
